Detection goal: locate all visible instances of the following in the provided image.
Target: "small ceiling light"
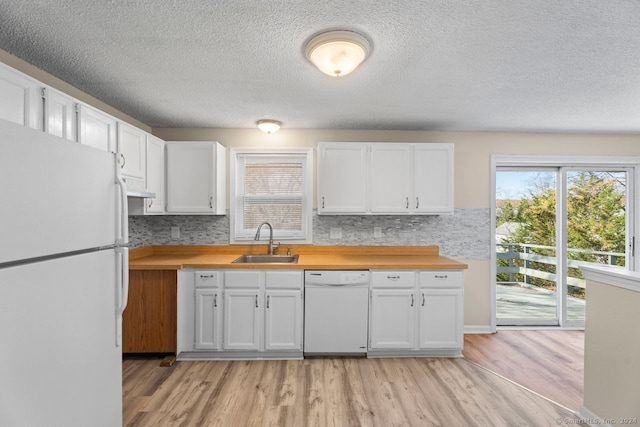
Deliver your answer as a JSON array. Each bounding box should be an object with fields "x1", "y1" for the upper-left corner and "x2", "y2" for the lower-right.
[
  {"x1": 305, "y1": 30, "x2": 371, "y2": 77},
  {"x1": 257, "y1": 119, "x2": 281, "y2": 134}
]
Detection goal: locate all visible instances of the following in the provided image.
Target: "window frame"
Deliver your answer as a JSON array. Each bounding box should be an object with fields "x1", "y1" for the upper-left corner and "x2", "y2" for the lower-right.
[{"x1": 230, "y1": 147, "x2": 314, "y2": 245}]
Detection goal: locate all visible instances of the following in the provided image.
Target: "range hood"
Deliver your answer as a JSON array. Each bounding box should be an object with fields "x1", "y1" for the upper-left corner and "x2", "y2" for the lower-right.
[{"x1": 126, "y1": 189, "x2": 156, "y2": 198}]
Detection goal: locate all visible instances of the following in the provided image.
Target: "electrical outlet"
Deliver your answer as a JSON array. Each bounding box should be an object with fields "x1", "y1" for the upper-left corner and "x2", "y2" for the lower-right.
[
  {"x1": 329, "y1": 227, "x2": 342, "y2": 239},
  {"x1": 171, "y1": 226, "x2": 180, "y2": 239},
  {"x1": 374, "y1": 226, "x2": 383, "y2": 238}
]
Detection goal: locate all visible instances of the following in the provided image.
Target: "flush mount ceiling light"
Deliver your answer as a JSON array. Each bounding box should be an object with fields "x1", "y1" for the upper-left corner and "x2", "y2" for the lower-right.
[
  {"x1": 305, "y1": 30, "x2": 371, "y2": 77},
  {"x1": 257, "y1": 119, "x2": 281, "y2": 134}
]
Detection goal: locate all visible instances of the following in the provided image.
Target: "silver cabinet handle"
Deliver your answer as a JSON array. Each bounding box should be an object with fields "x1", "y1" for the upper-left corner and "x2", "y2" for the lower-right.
[
  {"x1": 435, "y1": 275, "x2": 448, "y2": 279},
  {"x1": 322, "y1": 196, "x2": 325, "y2": 209},
  {"x1": 416, "y1": 197, "x2": 419, "y2": 209},
  {"x1": 255, "y1": 295, "x2": 259, "y2": 308},
  {"x1": 199, "y1": 274, "x2": 215, "y2": 279},
  {"x1": 387, "y1": 275, "x2": 400, "y2": 280},
  {"x1": 266, "y1": 295, "x2": 270, "y2": 309},
  {"x1": 148, "y1": 198, "x2": 153, "y2": 208},
  {"x1": 411, "y1": 293, "x2": 414, "y2": 307},
  {"x1": 209, "y1": 196, "x2": 213, "y2": 208},
  {"x1": 119, "y1": 153, "x2": 126, "y2": 168},
  {"x1": 405, "y1": 197, "x2": 409, "y2": 209},
  {"x1": 422, "y1": 293, "x2": 425, "y2": 307},
  {"x1": 214, "y1": 293, "x2": 217, "y2": 308}
]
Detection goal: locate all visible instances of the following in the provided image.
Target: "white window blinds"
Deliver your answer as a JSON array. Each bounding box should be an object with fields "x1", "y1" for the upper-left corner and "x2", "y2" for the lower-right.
[{"x1": 234, "y1": 153, "x2": 309, "y2": 241}]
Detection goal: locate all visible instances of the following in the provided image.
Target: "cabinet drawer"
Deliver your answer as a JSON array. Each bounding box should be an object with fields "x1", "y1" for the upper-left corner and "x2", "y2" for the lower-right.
[
  {"x1": 224, "y1": 270, "x2": 261, "y2": 288},
  {"x1": 195, "y1": 270, "x2": 222, "y2": 288},
  {"x1": 265, "y1": 271, "x2": 303, "y2": 289},
  {"x1": 371, "y1": 271, "x2": 415, "y2": 288},
  {"x1": 419, "y1": 270, "x2": 463, "y2": 288}
]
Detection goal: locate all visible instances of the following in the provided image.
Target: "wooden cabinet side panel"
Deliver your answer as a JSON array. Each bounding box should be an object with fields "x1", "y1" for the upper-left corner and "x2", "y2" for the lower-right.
[{"x1": 123, "y1": 270, "x2": 177, "y2": 353}]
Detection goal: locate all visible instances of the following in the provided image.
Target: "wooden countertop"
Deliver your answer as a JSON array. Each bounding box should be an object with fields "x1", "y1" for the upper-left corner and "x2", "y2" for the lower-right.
[{"x1": 129, "y1": 245, "x2": 468, "y2": 271}]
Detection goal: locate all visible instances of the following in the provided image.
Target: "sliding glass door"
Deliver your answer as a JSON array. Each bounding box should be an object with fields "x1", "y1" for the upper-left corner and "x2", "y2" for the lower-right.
[{"x1": 495, "y1": 163, "x2": 634, "y2": 328}]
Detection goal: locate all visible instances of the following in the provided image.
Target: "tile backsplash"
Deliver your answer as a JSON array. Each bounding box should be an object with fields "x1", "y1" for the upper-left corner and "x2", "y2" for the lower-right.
[{"x1": 128, "y1": 208, "x2": 490, "y2": 260}]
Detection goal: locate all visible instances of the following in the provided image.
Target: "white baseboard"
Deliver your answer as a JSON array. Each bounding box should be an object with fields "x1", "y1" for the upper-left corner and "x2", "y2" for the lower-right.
[
  {"x1": 576, "y1": 406, "x2": 612, "y2": 427},
  {"x1": 464, "y1": 325, "x2": 493, "y2": 334}
]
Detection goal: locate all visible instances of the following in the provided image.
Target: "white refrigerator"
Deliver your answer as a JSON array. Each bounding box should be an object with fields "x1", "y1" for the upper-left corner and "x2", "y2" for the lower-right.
[{"x1": 0, "y1": 119, "x2": 128, "y2": 426}]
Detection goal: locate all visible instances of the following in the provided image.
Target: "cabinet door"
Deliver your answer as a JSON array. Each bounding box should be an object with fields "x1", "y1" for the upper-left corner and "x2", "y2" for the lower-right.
[
  {"x1": 419, "y1": 289, "x2": 463, "y2": 349},
  {"x1": 77, "y1": 104, "x2": 117, "y2": 152},
  {"x1": 166, "y1": 142, "x2": 215, "y2": 214},
  {"x1": 0, "y1": 63, "x2": 41, "y2": 130},
  {"x1": 117, "y1": 122, "x2": 146, "y2": 183},
  {"x1": 370, "y1": 144, "x2": 411, "y2": 213},
  {"x1": 223, "y1": 289, "x2": 261, "y2": 350},
  {"x1": 265, "y1": 290, "x2": 303, "y2": 351},
  {"x1": 317, "y1": 143, "x2": 367, "y2": 214},
  {"x1": 413, "y1": 144, "x2": 454, "y2": 214},
  {"x1": 145, "y1": 134, "x2": 165, "y2": 214},
  {"x1": 43, "y1": 87, "x2": 76, "y2": 141},
  {"x1": 194, "y1": 289, "x2": 222, "y2": 350},
  {"x1": 369, "y1": 289, "x2": 415, "y2": 349}
]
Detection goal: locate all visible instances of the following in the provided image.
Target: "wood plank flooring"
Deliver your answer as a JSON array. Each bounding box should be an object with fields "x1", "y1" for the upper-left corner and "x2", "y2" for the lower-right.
[
  {"x1": 123, "y1": 356, "x2": 584, "y2": 426},
  {"x1": 463, "y1": 330, "x2": 585, "y2": 410}
]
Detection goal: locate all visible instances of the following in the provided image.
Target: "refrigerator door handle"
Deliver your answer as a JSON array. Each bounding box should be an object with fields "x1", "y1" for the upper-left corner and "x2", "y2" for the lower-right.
[
  {"x1": 115, "y1": 156, "x2": 129, "y2": 246},
  {"x1": 115, "y1": 247, "x2": 129, "y2": 347}
]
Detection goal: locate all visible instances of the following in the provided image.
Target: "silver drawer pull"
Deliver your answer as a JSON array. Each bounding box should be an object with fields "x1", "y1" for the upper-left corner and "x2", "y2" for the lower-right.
[
  {"x1": 410, "y1": 293, "x2": 414, "y2": 307},
  {"x1": 255, "y1": 295, "x2": 259, "y2": 308},
  {"x1": 422, "y1": 294, "x2": 425, "y2": 306},
  {"x1": 199, "y1": 274, "x2": 215, "y2": 279},
  {"x1": 434, "y1": 275, "x2": 448, "y2": 279},
  {"x1": 214, "y1": 294, "x2": 217, "y2": 307},
  {"x1": 387, "y1": 275, "x2": 400, "y2": 280}
]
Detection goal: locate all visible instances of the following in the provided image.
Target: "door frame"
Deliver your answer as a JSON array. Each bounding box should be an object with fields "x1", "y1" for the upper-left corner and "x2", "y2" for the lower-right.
[{"x1": 490, "y1": 155, "x2": 640, "y2": 332}]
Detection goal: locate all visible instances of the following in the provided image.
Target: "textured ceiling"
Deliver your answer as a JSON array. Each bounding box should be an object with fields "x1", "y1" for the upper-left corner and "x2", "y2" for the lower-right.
[{"x1": 1, "y1": 0, "x2": 640, "y2": 132}]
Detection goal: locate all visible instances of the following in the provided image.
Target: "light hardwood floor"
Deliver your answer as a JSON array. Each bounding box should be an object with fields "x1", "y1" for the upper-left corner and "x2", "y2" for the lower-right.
[
  {"x1": 123, "y1": 356, "x2": 584, "y2": 426},
  {"x1": 463, "y1": 330, "x2": 585, "y2": 410}
]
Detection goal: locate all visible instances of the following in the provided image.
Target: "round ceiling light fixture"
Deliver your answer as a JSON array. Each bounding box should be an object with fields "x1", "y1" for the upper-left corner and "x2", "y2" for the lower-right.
[
  {"x1": 257, "y1": 119, "x2": 281, "y2": 134},
  {"x1": 305, "y1": 30, "x2": 371, "y2": 77}
]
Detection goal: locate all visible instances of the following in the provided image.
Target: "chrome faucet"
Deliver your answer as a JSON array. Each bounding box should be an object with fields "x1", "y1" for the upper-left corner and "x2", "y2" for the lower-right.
[{"x1": 254, "y1": 222, "x2": 279, "y2": 255}]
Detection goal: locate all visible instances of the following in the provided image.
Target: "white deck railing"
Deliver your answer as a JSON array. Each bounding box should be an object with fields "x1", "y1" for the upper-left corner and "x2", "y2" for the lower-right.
[{"x1": 496, "y1": 243, "x2": 624, "y2": 290}]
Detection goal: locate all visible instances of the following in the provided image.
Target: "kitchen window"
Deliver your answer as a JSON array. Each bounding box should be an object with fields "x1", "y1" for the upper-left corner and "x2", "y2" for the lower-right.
[{"x1": 230, "y1": 148, "x2": 313, "y2": 244}]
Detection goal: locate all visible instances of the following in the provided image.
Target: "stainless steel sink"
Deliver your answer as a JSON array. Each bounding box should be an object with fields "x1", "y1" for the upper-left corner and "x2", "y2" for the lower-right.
[{"x1": 232, "y1": 254, "x2": 299, "y2": 264}]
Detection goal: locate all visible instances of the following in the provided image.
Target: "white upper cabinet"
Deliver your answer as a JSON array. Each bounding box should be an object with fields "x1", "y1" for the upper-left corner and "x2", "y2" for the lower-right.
[
  {"x1": 0, "y1": 62, "x2": 41, "y2": 130},
  {"x1": 317, "y1": 143, "x2": 367, "y2": 214},
  {"x1": 317, "y1": 142, "x2": 454, "y2": 215},
  {"x1": 117, "y1": 121, "x2": 146, "y2": 190},
  {"x1": 77, "y1": 103, "x2": 117, "y2": 153},
  {"x1": 413, "y1": 144, "x2": 454, "y2": 214},
  {"x1": 144, "y1": 134, "x2": 165, "y2": 214},
  {"x1": 166, "y1": 141, "x2": 226, "y2": 215},
  {"x1": 370, "y1": 144, "x2": 412, "y2": 213},
  {"x1": 42, "y1": 87, "x2": 76, "y2": 141}
]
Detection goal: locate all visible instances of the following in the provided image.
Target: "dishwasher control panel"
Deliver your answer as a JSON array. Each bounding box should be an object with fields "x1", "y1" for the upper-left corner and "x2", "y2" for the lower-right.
[
  {"x1": 340, "y1": 272, "x2": 369, "y2": 284},
  {"x1": 305, "y1": 270, "x2": 370, "y2": 286}
]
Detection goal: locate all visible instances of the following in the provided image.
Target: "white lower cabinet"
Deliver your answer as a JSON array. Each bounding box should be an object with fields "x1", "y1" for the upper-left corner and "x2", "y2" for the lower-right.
[
  {"x1": 369, "y1": 289, "x2": 415, "y2": 349},
  {"x1": 223, "y1": 289, "x2": 262, "y2": 350},
  {"x1": 369, "y1": 270, "x2": 464, "y2": 357},
  {"x1": 193, "y1": 271, "x2": 223, "y2": 351},
  {"x1": 223, "y1": 270, "x2": 303, "y2": 354},
  {"x1": 265, "y1": 289, "x2": 303, "y2": 351},
  {"x1": 194, "y1": 288, "x2": 222, "y2": 350},
  {"x1": 180, "y1": 269, "x2": 303, "y2": 359},
  {"x1": 418, "y1": 289, "x2": 463, "y2": 349}
]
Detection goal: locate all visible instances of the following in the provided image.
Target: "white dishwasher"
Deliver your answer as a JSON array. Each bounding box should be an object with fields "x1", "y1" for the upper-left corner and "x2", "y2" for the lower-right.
[{"x1": 304, "y1": 270, "x2": 370, "y2": 355}]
